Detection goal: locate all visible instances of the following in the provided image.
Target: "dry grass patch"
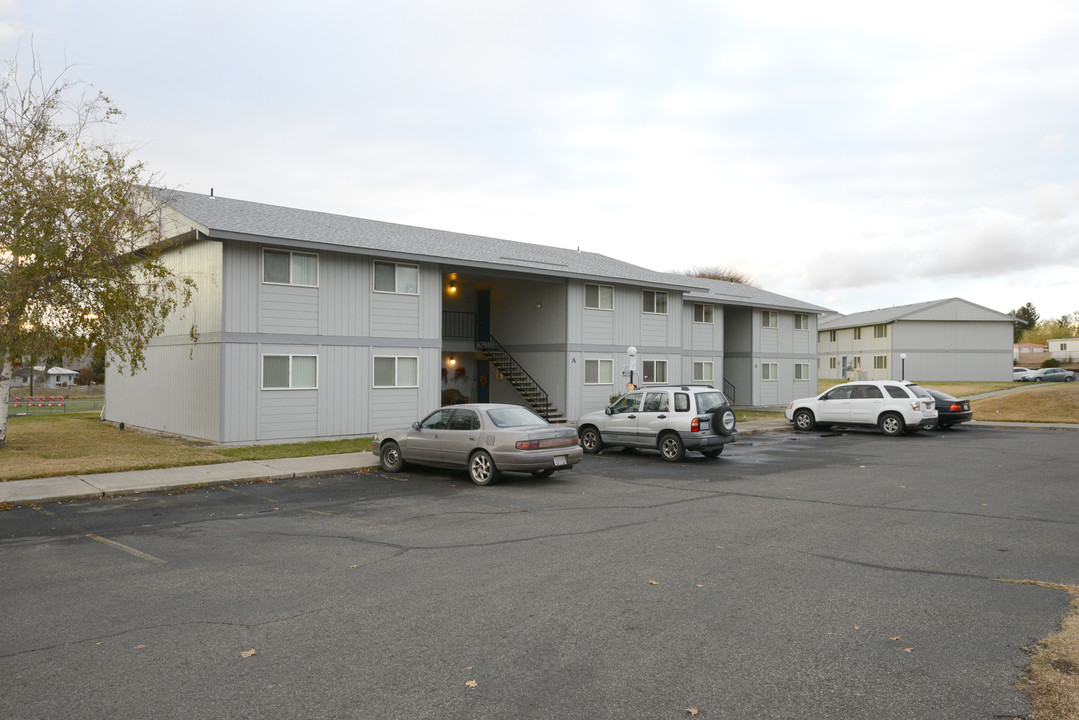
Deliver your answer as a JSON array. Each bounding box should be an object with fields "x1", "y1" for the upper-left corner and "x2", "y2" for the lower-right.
[
  {"x1": 0, "y1": 413, "x2": 373, "y2": 481},
  {"x1": 972, "y1": 383, "x2": 1079, "y2": 424},
  {"x1": 1003, "y1": 580, "x2": 1079, "y2": 720}
]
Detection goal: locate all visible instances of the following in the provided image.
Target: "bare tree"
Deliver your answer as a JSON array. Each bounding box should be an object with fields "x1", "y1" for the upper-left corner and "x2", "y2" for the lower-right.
[
  {"x1": 0, "y1": 51, "x2": 195, "y2": 447},
  {"x1": 679, "y1": 265, "x2": 761, "y2": 288}
]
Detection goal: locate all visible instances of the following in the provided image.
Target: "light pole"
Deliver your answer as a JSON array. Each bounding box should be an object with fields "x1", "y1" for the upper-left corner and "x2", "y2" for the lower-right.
[
  {"x1": 627, "y1": 346, "x2": 638, "y2": 390},
  {"x1": 900, "y1": 353, "x2": 907, "y2": 381}
]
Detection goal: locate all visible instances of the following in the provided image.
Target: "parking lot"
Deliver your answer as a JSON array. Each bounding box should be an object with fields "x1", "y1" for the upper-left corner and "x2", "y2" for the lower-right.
[{"x1": 2, "y1": 426, "x2": 1077, "y2": 719}]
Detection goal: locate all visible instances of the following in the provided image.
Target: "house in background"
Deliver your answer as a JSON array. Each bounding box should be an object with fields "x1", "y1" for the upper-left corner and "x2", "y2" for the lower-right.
[
  {"x1": 10, "y1": 366, "x2": 79, "y2": 389},
  {"x1": 817, "y1": 298, "x2": 1015, "y2": 382},
  {"x1": 1048, "y1": 338, "x2": 1079, "y2": 363},
  {"x1": 105, "y1": 190, "x2": 828, "y2": 444}
]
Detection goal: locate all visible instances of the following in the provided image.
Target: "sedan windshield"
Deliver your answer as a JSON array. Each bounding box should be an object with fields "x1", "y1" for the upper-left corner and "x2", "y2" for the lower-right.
[{"x1": 485, "y1": 406, "x2": 547, "y2": 428}]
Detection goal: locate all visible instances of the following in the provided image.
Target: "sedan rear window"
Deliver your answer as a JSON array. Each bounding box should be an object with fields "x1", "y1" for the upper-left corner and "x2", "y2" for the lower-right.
[
  {"x1": 905, "y1": 384, "x2": 933, "y2": 399},
  {"x1": 485, "y1": 407, "x2": 547, "y2": 428}
]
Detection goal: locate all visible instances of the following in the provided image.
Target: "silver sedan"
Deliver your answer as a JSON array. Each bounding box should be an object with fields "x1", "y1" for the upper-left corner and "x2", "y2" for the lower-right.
[{"x1": 371, "y1": 403, "x2": 584, "y2": 485}]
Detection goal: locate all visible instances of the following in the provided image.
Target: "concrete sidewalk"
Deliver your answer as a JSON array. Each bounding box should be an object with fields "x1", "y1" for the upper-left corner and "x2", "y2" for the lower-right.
[{"x1": 1, "y1": 417, "x2": 1073, "y2": 508}]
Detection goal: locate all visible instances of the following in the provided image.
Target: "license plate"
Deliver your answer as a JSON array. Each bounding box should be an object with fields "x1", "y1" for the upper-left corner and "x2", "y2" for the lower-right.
[{"x1": 553, "y1": 456, "x2": 567, "y2": 467}]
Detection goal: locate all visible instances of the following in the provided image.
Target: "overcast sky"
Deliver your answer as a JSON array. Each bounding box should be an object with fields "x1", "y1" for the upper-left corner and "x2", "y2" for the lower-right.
[{"x1": 3, "y1": 0, "x2": 1077, "y2": 320}]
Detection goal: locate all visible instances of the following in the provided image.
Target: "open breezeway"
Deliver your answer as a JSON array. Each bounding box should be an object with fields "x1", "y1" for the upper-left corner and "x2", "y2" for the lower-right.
[{"x1": 2, "y1": 427, "x2": 1077, "y2": 719}]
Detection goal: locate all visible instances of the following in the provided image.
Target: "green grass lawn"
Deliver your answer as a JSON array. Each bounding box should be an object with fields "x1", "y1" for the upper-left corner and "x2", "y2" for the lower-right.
[{"x1": 0, "y1": 412, "x2": 372, "y2": 482}]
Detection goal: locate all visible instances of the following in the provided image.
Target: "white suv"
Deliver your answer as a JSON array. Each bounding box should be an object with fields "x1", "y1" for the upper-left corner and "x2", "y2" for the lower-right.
[
  {"x1": 576, "y1": 385, "x2": 738, "y2": 461},
  {"x1": 785, "y1": 380, "x2": 937, "y2": 436}
]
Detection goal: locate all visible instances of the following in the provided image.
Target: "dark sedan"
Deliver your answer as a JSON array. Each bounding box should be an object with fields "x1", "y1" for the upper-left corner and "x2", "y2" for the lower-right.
[
  {"x1": 924, "y1": 389, "x2": 972, "y2": 429},
  {"x1": 371, "y1": 403, "x2": 583, "y2": 485}
]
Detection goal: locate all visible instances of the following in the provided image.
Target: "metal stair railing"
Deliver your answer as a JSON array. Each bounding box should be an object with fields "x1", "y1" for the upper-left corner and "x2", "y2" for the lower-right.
[
  {"x1": 723, "y1": 378, "x2": 736, "y2": 405},
  {"x1": 476, "y1": 335, "x2": 562, "y2": 421}
]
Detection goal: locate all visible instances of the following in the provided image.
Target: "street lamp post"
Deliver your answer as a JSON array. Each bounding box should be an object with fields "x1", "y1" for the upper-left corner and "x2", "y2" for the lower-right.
[
  {"x1": 900, "y1": 353, "x2": 907, "y2": 381},
  {"x1": 627, "y1": 346, "x2": 638, "y2": 390}
]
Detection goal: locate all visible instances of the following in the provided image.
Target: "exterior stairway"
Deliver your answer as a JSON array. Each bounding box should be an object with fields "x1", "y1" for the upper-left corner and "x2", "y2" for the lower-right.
[{"x1": 477, "y1": 337, "x2": 567, "y2": 423}]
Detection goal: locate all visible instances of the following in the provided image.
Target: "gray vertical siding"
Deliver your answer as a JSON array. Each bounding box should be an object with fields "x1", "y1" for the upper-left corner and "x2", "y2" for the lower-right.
[{"x1": 222, "y1": 343, "x2": 258, "y2": 443}]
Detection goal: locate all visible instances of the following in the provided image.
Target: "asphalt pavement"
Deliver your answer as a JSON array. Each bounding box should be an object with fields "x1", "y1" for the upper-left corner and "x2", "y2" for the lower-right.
[{"x1": 1, "y1": 416, "x2": 1075, "y2": 507}]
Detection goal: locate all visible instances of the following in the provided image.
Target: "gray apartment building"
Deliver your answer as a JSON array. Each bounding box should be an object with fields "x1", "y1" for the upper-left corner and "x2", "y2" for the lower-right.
[{"x1": 105, "y1": 191, "x2": 828, "y2": 444}]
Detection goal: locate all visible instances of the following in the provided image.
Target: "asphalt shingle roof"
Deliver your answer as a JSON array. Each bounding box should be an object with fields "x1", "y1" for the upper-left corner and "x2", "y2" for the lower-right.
[
  {"x1": 163, "y1": 189, "x2": 698, "y2": 291},
  {"x1": 161, "y1": 189, "x2": 825, "y2": 312},
  {"x1": 818, "y1": 298, "x2": 1015, "y2": 329}
]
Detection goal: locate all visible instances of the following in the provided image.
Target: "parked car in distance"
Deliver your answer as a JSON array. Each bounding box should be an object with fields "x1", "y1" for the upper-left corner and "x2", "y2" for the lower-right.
[
  {"x1": 1012, "y1": 367, "x2": 1031, "y2": 380},
  {"x1": 785, "y1": 380, "x2": 937, "y2": 436},
  {"x1": 371, "y1": 403, "x2": 583, "y2": 485},
  {"x1": 922, "y1": 388, "x2": 972, "y2": 429},
  {"x1": 1019, "y1": 368, "x2": 1076, "y2": 383},
  {"x1": 575, "y1": 385, "x2": 737, "y2": 462}
]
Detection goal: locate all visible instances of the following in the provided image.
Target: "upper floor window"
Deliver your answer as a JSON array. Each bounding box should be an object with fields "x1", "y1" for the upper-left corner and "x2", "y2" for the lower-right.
[
  {"x1": 829, "y1": 330, "x2": 837, "y2": 342},
  {"x1": 794, "y1": 314, "x2": 810, "y2": 330},
  {"x1": 374, "y1": 261, "x2": 419, "y2": 294},
  {"x1": 262, "y1": 354, "x2": 318, "y2": 389},
  {"x1": 643, "y1": 359, "x2": 667, "y2": 383},
  {"x1": 853, "y1": 327, "x2": 862, "y2": 340},
  {"x1": 762, "y1": 311, "x2": 778, "y2": 328},
  {"x1": 585, "y1": 359, "x2": 613, "y2": 384},
  {"x1": 643, "y1": 290, "x2": 668, "y2": 314},
  {"x1": 263, "y1": 249, "x2": 318, "y2": 286},
  {"x1": 693, "y1": 304, "x2": 714, "y2": 324},
  {"x1": 874, "y1": 324, "x2": 888, "y2": 339},
  {"x1": 585, "y1": 283, "x2": 614, "y2": 310}
]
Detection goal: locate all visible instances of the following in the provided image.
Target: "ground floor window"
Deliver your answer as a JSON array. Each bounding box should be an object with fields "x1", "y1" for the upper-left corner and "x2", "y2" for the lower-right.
[
  {"x1": 262, "y1": 354, "x2": 318, "y2": 389},
  {"x1": 693, "y1": 361, "x2": 713, "y2": 382},
  {"x1": 374, "y1": 356, "x2": 419, "y2": 387},
  {"x1": 643, "y1": 360, "x2": 667, "y2": 383},
  {"x1": 829, "y1": 357, "x2": 837, "y2": 369},
  {"x1": 762, "y1": 362, "x2": 778, "y2": 380},
  {"x1": 585, "y1": 359, "x2": 613, "y2": 384},
  {"x1": 794, "y1": 363, "x2": 810, "y2": 380},
  {"x1": 874, "y1": 355, "x2": 888, "y2": 370}
]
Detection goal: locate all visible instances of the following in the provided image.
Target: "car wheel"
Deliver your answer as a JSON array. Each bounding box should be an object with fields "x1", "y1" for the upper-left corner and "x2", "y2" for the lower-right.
[
  {"x1": 531, "y1": 469, "x2": 555, "y2": 478},
  {"x1": 939, "y1": 422, "x2": 952, "y2": 429},
  {"x1": 878, "y1": 412, "x2": 905, "y2": 436},
  {"x1": 658, "y1": 432, "x2": 686, "y2": 462},
  {"x1": 1066, "y1": 377, "x2": 1075, "y2": 382},
  {"x1": 1034, "y1": 377, "x2": 1043, "y2": 382},
  {"x1": 579, "y1": 426, "x2": 603, "y2": 454},
  {"x1": 793, "y1": 409, "x2": 816, "y2": 431},
  {"x1": 702, "y1": 446, "x2": 723, "y2": 458},
  {"x1": 468, "y1": 450, "x2": 500, "y2": 486},
  {"x1": 379, "y1": 442, "x2": 405, "y2": 472},
  {"x1": 923, "y1": 419, "x2": 938, "y2": 431}
]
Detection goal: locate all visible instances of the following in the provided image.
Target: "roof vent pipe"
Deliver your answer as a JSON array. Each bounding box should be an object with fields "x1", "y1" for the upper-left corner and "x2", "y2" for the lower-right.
[{"x1": 210, "y1": 188, "x2": 214, "y2": 198}]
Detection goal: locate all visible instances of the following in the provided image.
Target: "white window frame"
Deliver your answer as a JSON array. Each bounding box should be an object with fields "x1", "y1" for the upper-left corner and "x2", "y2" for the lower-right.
[
  {"x1": 853, "y1": 327, "x2": 862, "y2": 340},
  {"x1": 852, "y1": 356, "x2": 862, "y2": 370},
  {"x1": 584, "y1": 358, "x2": 614, "y2": 385},
  {"x1": 794, "y1": 363, "x2": 810, "y2": 380},
  {"x1": 762, "y1": 311, "x2": 778, "y2": 328},
  {"x1": 642, "y1": 290, "x2": 668, "y2": 315},
  {"x1": 261, "y1": 354, "x2": 318, "y2": 390},
  {"x1": 585, "y1": 283, "x2": 614, "y2": 311},
  {"x1": 373, "y1": 356, "x2": 419, "y2": 388},
  {"x1": 762, "y1": 362, "x2": 778, "y2": 381},
  {"x1": 693, "y1": 361, "x2": 714, "y2": 382},
  {"x1": 829, "y1": 330, "x2": 837, "y2": 342},
  {"x1": 373, "y1": 261, "x2": 420, "y2": 295},
  {"x1": 693, "y1": 304, "x2": 714, "y2": 324},
  {"x1": 262, "y1": 249, "x2": 319, "y2": 287},
  {"x1": 874, "y1": 324, "x2": 888, "y2": 339},
  {"x1": 874, "y1": 355, "x2": 888, "y2": 369},
  {"x1": 642, "y1": 359, "x2": 667, "y2": 384},
  {"x1": 829, "y1": 357, "x2": 837, "y2": 369},
  {"x1": 794, "y1": 314, "x2": 810, "y2": 330}
]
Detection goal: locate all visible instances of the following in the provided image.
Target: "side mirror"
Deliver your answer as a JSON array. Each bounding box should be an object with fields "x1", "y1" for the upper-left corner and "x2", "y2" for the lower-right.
[
  {"x1": 605, "y1": 407, "x2": 613, "y2": 415},
  {"x1": 412, "y1": 421, "x2": 421, "y2": 429}
]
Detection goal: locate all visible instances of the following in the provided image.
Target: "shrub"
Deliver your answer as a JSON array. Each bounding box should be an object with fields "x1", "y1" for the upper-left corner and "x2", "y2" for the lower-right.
[{"x1": 1043, "y1": 357, "x2": 1061, "y2": 368}]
